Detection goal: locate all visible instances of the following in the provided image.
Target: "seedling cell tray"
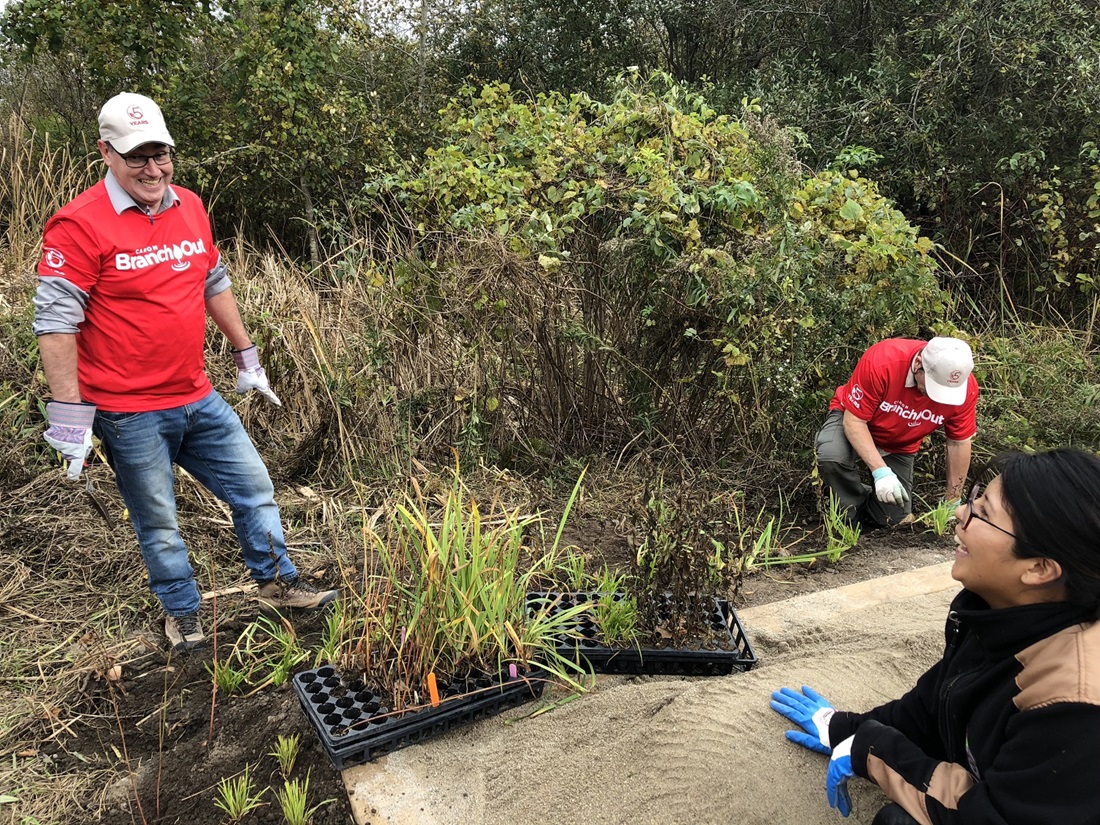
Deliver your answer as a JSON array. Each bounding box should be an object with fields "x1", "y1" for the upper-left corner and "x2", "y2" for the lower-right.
[
  {"x1": 527, "y1": 591, "x2": 757, "y2": 675},
  {"x1": 292, "y1": 665, "x2": 546, "y2": 770}
]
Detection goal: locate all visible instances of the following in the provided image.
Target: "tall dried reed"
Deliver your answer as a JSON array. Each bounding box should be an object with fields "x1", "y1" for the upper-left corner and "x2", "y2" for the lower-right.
[{"x1": 0, "y1": 115, "x2": 100, "y2": 274}]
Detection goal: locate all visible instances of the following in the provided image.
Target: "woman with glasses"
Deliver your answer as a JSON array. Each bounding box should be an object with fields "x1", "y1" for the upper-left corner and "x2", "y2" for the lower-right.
[{"x1": 772, "y1": 447, "x2": 1100, "y2": 824}]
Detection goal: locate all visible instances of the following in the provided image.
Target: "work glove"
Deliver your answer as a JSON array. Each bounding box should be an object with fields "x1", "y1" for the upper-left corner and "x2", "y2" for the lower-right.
[
  {"x1": 770, "y1": 685, "x2": 835, "y2": 755},
  {"x1": 826, "y1": 735, "x2": 856, "y2": 817},
  {"x1": 232, "y1": 345, "x2": 282, "y2": 407},
  {"x1": 872, "y1": 467, "x2": 910, "y2": 507},
  {"x1": 43, "y1": 400, "x2": 96, "y2": 481}
]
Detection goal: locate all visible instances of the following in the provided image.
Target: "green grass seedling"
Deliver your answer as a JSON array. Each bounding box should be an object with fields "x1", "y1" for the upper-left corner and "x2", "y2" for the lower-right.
[
  {"x1": 316, "y1": 597, "x2": 347, "y2": 666},
  {"x1": 206, "y1": 659, "x2": 249, "y2": 695},
  {"x1": 593, "y1": 593, "x2": 639, "y2": 646},
  {"x1": 269, "y1": 734, "x2": 300, "y2": 780},
  {"x1": 238, "y1": 615, "x2": 308, "y2": 691},
  {"x1": 590, "y1": 566, "x2": 638, "y2": 646},
  {"x1": 212, "y1": 765, "x2": 266, "y2": 822},
  {"x1": 824, "y1": 492, "x2": 861, "y2": 561},
  {"x1": 918, "y1": 498, "x2": 957, "y2": 536},
  {"x1": 277, "y1": 772, "x2": 330, "y2": 825},
  {"x1": 556, "y1": 550, "x2": 589, "y2": 592},
  {"x1": 744, "y1": 517, "x2": 778, "y2": 571}
]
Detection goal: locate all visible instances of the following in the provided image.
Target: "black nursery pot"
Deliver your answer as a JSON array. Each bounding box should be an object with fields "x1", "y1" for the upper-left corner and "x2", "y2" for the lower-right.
[
  {"x1": 292, "y1": 665, "x2": 545, "y2": 770},
  {"x1": 526, "y1": 591, "x2": 758, "y2": 676}
]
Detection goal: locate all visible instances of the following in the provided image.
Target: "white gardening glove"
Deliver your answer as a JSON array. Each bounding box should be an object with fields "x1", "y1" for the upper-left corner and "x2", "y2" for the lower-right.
[
  {"x1": 872, "y1": 466, "x2": 910, "y2": 506},
  {"x1": 43, "y1": 400, "x2": 96, "y2": 480},
  {"x1": 232, "y1": 345, "x2": 282, "y2": 407}
]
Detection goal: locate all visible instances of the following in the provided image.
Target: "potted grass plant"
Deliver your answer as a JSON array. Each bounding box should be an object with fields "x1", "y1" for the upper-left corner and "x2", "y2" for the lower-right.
[
  {"x1": 293, "y1": 464, "x2": 591, "y2": 768},
  {"x1": 527, "y1": 473, "x2": 758, "y2": 676}
]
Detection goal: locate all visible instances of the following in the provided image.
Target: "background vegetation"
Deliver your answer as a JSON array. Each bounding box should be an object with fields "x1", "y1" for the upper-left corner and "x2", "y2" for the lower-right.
[{"x1": 2, "y1": 0, "x2": 1097, "y2": 503}]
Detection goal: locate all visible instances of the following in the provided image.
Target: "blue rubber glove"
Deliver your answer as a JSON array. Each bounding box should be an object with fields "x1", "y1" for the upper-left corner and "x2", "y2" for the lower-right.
[
  {"x1": 770, "y1": 685, "x2": 835, "y2": 755},
  {"x1": 826, "y1": 735, "x2": 855, "y2": 817},
  {"x1": 872, "y1": 466, "x2": 910, "y2": 506}
]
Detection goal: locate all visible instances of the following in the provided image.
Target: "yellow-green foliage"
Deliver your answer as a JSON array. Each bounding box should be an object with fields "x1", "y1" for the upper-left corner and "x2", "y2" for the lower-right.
[
  {"x1": 376, "y1": 73, "x2": 783, "y2": 266},
  {"x1": 390, "y1": 72, "x2": 772, "y2": 263}
]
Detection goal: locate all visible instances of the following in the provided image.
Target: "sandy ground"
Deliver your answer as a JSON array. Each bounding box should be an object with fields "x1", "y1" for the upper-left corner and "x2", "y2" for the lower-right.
[{"x1": 344, "y1": 563, "x2": 958, "y2": 825}]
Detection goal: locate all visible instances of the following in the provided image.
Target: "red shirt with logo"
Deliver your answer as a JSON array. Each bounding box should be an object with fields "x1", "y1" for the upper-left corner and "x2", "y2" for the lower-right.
[
  {"x1": 828, "y1": 338, "x2": 979, "y2": 454},
  {"x1": 37, "y1": 180, "x2": 217, "y2": 411}
]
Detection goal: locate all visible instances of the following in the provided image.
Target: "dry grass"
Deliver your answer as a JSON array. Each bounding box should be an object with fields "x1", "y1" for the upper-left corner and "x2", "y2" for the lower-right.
[{"x1": 0, "y1": 115, "x2": 100, "y2": 273}]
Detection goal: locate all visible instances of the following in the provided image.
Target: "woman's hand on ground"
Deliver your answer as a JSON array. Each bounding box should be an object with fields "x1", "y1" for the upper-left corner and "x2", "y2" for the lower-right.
[{"x1": 769, "y1": 685, "x2": 835, "y2": 754}]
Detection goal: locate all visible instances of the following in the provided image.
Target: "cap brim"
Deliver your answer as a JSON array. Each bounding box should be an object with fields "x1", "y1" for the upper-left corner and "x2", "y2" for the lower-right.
[
  {"x1": 924, "y1": 378, "x2": 968, "y2": 406},
  {"x1": 110, "y1": 131, "x2": 175, "y2": 155}
]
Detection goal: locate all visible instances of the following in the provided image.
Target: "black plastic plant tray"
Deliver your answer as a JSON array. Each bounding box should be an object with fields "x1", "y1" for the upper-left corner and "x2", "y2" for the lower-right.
[
  {"x1": 527, "y1": 591, "x2": 757, "y2": 676},
  {"x1": 292, "y1": 665, "x2": 546, "y2": 770}
]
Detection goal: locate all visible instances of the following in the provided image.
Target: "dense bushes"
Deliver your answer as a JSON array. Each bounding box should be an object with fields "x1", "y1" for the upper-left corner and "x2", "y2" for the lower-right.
[{"x1": 354, "y1": 74, "x2": 946, "y2": 465}]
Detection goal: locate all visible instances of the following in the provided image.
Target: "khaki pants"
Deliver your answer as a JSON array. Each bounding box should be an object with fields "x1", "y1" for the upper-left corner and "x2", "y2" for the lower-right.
[{"x1": 814, "y1": 410, "x2": 914, "y2": 528}]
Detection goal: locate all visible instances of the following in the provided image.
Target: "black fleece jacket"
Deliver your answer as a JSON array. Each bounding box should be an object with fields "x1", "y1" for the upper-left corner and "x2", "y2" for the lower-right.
[{"x1": 828, "y1": 589, "x2": 1100, "y2": 825}]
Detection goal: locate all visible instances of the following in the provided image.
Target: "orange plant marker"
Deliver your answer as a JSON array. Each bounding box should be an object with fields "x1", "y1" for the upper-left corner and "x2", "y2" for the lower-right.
[{"x1": 427, "y1": 672, "x2": 440, "y2": 707}]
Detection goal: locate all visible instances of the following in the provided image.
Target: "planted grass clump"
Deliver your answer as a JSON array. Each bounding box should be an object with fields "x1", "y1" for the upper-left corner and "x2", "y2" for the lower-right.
[
  {"x1": 631, "y1": 475, "x2": 747, "y2": 642},
  {"x1": 207, "y1": 615, "x2": 308, "y2": 696},
  {"x1": 293, "y1": 465, "x2": 591, "y2": 766},
  {"x1": 916, "y1": 497, "x2": 957, "y2": 536},
  {"x1": 528, "y1": 475, "x2": 758, "y2": 676}
]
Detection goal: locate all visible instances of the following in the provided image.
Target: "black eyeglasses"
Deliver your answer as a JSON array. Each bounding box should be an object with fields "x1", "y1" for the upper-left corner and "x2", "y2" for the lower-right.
[
  {"x1": 108, "y1": 142, "x2": 175, "y2": 169},
  {"x1": 962, "y1": 484, "x2": 1017, "y2": 538}
]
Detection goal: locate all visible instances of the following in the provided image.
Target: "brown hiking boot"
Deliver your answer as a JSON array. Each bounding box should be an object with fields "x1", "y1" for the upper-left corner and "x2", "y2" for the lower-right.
[
  {"x1": 256, "y1": 577, "x2": 339, "y2": 612},
  {"x1": 165, "y1": 614, "x2": 205, "y2": 652}
]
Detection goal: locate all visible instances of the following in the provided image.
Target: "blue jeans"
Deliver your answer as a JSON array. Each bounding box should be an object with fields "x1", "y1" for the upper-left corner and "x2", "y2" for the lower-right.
[{"x1": 94, "y1": 390, "x2": 297, "y2": 616}]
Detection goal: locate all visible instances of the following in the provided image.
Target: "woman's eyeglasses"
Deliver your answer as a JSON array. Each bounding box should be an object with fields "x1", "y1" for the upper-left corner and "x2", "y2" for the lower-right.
[{"x1": 962, "y1": 484, "x2": 1017, "y2": 538}]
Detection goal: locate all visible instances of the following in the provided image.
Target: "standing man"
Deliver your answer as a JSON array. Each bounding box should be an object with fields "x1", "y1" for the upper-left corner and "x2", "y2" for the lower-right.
[
  {"x1": 815, "y1": 337, "x2": 978, "y2": 528},
  {"x1": 33, "y1": 92, "x2": 338, "y2": 652}
]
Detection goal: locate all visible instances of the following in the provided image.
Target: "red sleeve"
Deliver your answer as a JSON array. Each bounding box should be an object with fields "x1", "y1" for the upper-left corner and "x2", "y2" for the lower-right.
[
  {"x1": 837, "y1": 348, "x2": 889, "y2": 422},
  {"x1": 38, "y1": 217, "x2": 102, "y2": 293}
]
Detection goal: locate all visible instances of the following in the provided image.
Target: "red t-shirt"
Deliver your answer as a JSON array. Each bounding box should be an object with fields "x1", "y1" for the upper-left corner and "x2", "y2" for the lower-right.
[
  {"x1": 37, "y1": 180, "x2": 217, "y2": 411},
  {"x1": 828, "y1": 338, "x2": 979, "y2": 454}
]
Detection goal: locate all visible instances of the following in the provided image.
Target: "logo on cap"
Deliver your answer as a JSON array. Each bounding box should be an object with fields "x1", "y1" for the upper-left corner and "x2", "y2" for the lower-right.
[
  {"x1": 949, "y1": 370, "x2": 962, "y2": 383},
  {"x1": 127, "y1": 104, "x2": 144, "y2": 120}
]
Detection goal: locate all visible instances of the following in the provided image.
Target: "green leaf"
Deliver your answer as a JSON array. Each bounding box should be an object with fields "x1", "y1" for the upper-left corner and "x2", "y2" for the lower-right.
[{"x1": 839, "y1": 199, "x2": 864, "y2": 222}]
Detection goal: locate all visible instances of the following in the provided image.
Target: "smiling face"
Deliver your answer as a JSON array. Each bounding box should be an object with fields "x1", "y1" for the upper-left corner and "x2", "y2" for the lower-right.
[
  {"x1": 952, "y1": 476, "x2": 1065, "y2": 608},
  {"x1": 98, "y1": 139, "x2": 173, "y2": 213}
]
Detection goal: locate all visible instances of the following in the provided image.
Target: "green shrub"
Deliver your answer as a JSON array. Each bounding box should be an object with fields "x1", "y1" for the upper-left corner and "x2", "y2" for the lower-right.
[
  {"x1": 975, "y1": 325, "x2": 1100, "y2": 455},
  {"x1": 359, "y1": 72, "x2": 947, "y2": 465}
]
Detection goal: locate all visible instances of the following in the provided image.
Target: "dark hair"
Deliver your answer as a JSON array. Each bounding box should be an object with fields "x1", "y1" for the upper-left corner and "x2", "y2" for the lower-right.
[{"x1": 992, "y1": 448, "x2": 1100, "y2": 616}]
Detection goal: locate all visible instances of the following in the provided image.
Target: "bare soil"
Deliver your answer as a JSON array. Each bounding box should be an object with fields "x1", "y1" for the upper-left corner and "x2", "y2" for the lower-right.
[{"x1": 44, "y1": 611, "x2": 357, "y2": 825}]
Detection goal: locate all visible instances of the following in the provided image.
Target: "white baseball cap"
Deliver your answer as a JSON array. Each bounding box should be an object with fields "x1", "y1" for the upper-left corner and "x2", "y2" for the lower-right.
[
  {"x1": 98, "y1": 93, "x2": 175, "y2": 155},
  {"x1": 921, "y1": 337, "x2": 974, "y2": 406}
]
